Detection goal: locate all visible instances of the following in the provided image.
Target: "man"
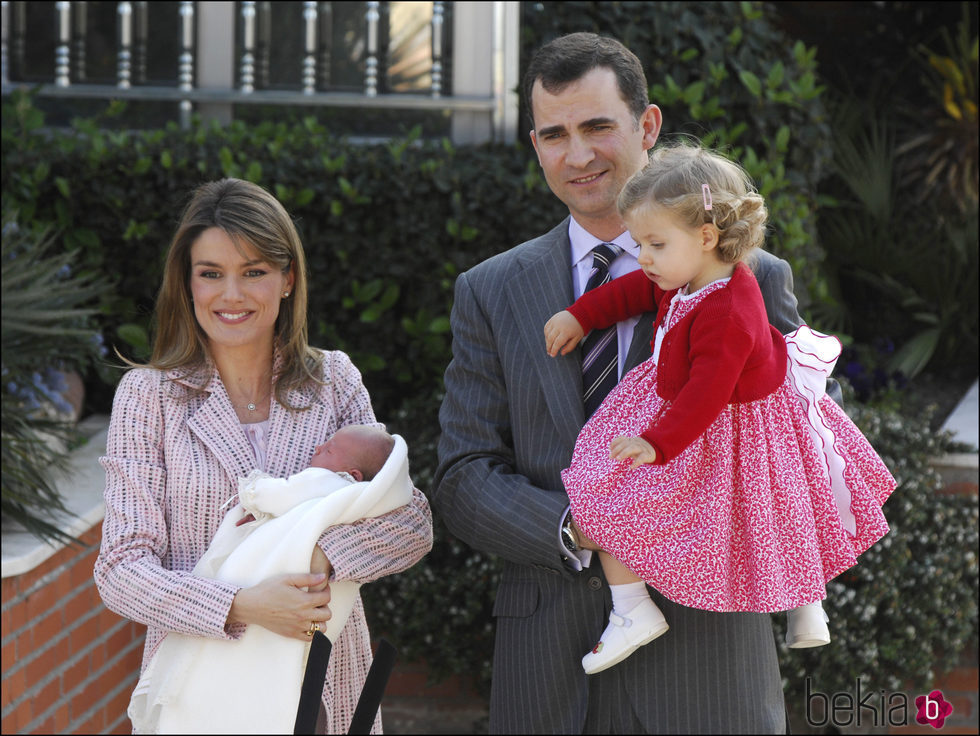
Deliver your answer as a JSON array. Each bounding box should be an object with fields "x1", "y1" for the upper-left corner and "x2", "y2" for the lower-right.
[{"x1": 435, "y1": 32, "x2": 798, "y2": 733}]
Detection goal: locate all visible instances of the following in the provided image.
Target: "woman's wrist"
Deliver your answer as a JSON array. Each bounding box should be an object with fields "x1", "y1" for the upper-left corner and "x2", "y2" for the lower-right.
[{"x1": 226, "y1": 587, "x2": 250, "y2": 628}]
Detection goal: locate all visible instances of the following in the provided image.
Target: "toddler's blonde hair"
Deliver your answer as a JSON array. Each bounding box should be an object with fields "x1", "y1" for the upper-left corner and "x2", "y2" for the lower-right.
[{"x1": 617, "y1": 142, "x2": 768, "y2": 263}]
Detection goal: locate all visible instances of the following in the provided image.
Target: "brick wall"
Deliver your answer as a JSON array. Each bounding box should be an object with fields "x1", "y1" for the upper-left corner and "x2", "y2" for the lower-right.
[
  {"x1": 381, "y1": 658, "x2": 487, "y2": 734},
  {"x1": 1, "y1": 523, "x2": 144, "y2": 735}
]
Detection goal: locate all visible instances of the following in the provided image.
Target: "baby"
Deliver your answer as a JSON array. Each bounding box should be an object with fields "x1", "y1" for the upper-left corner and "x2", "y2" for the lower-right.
[
  {"x1": 236, "y1": 424, "x2": 395, "y2": 526},
  {"x1": 308, "y1": 424, "x2": 395, "y2": 482}
]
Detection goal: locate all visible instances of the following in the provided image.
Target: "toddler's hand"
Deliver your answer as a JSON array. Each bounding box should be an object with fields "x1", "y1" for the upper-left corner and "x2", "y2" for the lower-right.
[
  {"x1": 610, "y1": 436, "x2": 657, "y2": 469},
  {"x1": 544, "y1": 311, "x2": 585, "y2": 357}
]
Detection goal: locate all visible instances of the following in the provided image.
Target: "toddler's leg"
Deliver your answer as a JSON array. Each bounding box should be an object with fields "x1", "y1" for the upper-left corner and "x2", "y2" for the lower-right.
[
  {"x1": 582, "y1": 551, "x2": 669, "y2": 675},
  {"x1": 786, "y1": 600, "x2": 831, "y2": 648}
]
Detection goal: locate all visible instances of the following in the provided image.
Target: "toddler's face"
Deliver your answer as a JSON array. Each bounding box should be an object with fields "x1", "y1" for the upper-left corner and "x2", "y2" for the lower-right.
[{"x1": 628, "y1": 205, "x2": 719, "y2": 293}]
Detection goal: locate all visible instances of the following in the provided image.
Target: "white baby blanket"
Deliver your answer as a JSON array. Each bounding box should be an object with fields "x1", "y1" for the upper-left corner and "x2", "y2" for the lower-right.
[{"x1": 128, "y1": 434, "x2": 413, "y2": 734}]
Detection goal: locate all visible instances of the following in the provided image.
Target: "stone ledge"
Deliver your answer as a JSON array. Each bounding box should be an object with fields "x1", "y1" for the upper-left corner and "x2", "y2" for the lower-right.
[
  {"x1": 932, "y1": 453, "x2": 979, "y2": 487},
  {"x1": 940, "y1": 380, "x2": 978, "y2": 451},
  {"x1": 931, "y1": 379, "x2": 978, "y2": 494},
  {"x1": 1, "y1": 414, "x2": 110, "y2": 579}
]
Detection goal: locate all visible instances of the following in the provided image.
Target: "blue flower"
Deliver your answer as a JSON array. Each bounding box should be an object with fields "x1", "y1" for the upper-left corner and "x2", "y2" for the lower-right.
[{"x1": 90, "y1": 332, "x2": 108, "y2": 357}]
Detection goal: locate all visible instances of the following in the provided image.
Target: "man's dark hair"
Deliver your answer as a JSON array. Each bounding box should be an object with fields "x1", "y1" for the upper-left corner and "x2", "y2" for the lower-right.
[{"x1": 523, "y1": 32, "x2": 650, "y2": 128}]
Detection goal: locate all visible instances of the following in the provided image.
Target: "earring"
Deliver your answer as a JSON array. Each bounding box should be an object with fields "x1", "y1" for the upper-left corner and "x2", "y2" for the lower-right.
[{"x1": 282, "y1": 291, "x2": 290, "y2": 298}]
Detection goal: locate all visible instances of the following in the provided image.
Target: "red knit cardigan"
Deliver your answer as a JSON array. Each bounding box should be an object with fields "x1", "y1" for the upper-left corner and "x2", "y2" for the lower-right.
[{"x1": 567, "y1": 262, "x2": 787, "y2": 464}]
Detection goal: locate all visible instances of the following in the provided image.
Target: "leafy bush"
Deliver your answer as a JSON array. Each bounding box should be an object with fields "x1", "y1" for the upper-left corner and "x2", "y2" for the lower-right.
[
  {"x1": 0, "y1": 90, "x2": 565, "y2": 420},
  {"x1": 895, "y1": 3, "x2": 978, "y2": 215},
  {"x1": 816, "y1": 83, "x2": 978, "y2": 378}
]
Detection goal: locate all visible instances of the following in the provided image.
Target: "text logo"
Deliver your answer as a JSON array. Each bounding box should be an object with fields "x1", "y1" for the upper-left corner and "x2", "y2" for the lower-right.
[
  {"x1": 806, "y1": 679, "x2": 954, "y2": 729},
  {"x1": 916, "y1": 690, "x2": 953, "y2": 729}
]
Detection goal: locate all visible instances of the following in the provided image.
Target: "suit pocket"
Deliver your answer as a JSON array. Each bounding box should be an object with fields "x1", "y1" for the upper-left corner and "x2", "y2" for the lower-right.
[{"x1": 492, "y1": 580, "x2": 540, "y2": 619}]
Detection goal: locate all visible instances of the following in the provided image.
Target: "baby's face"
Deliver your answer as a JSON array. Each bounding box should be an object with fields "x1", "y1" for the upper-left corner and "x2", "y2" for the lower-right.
[{"x1": 310, "y1": 431, "x2": 359, "y2": 472}]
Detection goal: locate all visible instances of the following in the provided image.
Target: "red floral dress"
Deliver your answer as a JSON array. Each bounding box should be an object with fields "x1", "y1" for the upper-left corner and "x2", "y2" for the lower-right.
[{"x1": 562, "y1": 280, "x2": 896, "y2": 612}]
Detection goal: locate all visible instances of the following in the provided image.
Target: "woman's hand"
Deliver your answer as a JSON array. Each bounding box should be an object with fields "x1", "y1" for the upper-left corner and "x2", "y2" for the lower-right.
[
  {"x1": 544, "y1": 311, "x2": 585, "y2": 357},
  {"x1": 308, "y1": 545, "x2": 332, "y2": 593},
  {"x1": 610, "y1": 436, "x2": 657, "y2": 469},
  {"x1": 227, "y1": 566, "x2": 332, "y2": 641}
]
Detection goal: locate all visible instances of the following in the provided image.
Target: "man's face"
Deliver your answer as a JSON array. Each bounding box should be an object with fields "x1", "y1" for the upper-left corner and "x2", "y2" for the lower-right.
[{"x1": 530, "y1": 67, "x2": 661, "y2": 237}]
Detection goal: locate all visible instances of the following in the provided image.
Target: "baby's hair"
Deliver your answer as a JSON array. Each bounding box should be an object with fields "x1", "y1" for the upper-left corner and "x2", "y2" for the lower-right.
[
  {"x1": 617, "y1": 142, "x2": 768, "y2": 263},
  {"x1": 344, "y1": 425, "x2": 395, "y2": 481}
]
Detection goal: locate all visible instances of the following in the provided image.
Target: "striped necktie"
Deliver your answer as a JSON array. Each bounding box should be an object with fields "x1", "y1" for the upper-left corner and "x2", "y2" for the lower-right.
[{"x1": 581, "y1": 243, "x2": 622, "y2": 418}]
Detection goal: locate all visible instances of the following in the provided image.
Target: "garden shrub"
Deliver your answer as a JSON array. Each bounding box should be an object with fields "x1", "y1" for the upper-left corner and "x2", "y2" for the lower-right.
[
  {"x1": 816, "y1": 7, "x2": 979, "y2": 380},
  {"x1": 0, "y1": 92, "x2": 565, "y2": 423}
]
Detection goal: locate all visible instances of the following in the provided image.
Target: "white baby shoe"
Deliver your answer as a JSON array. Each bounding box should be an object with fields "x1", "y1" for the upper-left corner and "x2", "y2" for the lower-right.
[
  {"x1": 582, "y1": 599, "x2": 669, "y2": 675},
  {"x1": 786, "y1": 601, "x2": 831, "y2": 648}
]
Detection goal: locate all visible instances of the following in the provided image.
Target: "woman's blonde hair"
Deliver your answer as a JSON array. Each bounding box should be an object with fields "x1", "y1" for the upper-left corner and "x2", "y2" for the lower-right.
[
  {"x1": 617, "y1": 142, "x2": 768, "y2": 263},
  {"x1": 145, "y1": 178, "x2": 323, "y2": 408}
]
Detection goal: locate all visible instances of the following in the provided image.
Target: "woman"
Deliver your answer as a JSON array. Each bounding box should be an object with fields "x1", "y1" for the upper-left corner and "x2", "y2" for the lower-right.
[{"x1": 94, "y1": 178, "x2": 433, "y2": 733}]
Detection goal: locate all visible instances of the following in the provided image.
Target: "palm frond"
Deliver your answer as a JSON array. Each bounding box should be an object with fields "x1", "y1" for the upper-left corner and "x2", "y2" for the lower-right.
[{"x1": 1, "y1": 210, "x2": 112, "y2": 543}]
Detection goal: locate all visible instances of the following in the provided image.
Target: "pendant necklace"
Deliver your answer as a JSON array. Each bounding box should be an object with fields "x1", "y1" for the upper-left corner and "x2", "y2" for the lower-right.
[{"x1": 231, "y1": 387, "x2": 271, "y2": 413}]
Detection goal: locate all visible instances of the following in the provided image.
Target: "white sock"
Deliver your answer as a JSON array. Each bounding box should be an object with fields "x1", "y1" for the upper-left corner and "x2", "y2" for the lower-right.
[{"x1": 609, "y1": 581, "x2": 652, "y2": 617}]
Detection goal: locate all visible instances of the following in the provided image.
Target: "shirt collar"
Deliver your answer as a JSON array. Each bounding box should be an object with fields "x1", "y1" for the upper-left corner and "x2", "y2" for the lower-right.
[{"x1": 568, "y1": 216, "x2": 639, "y2": 267}]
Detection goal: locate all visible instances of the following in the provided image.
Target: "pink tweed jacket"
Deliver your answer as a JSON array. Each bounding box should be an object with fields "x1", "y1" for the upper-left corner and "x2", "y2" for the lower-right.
[{"x1": 94, "y1": 350, "x2": 433, "y2": 734}]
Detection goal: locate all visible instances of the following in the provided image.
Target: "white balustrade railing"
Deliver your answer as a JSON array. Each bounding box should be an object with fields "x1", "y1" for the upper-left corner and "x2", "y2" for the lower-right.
[{"x1": 0, "y1": 0, "x2": 519, "y2": 143}]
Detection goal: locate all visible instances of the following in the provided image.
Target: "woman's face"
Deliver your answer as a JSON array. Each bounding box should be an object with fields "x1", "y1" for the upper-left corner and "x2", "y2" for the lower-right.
[{"x1": 188, "y1": 227, "x2": 294, "y2": 356}]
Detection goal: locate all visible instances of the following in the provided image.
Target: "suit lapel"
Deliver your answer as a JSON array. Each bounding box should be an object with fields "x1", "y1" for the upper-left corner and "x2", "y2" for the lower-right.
[
  {"x1": 184, "y1": 371, "x2": 258, "y2": 486},
  {"x1": 264, "y1": 384, "x2": 334, "y2": 479},
  {"x1": 505, "y1": 220, "x2": 584, "y2": 449}
]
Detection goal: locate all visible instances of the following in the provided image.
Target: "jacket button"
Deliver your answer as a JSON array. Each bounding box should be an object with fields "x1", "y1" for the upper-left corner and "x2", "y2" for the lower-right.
[{"x1": 588, "y1": 576, "x2": 602, "y2": 590}]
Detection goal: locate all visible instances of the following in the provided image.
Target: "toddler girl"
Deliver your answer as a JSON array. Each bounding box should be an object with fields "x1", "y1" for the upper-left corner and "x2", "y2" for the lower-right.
[{"x1": 544, "y1": 142, "x2": 896, "y2": 675}]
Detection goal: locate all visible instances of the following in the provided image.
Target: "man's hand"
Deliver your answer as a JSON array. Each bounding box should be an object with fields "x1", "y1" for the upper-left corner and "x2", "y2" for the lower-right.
[{"x1": 544, "y1": 310, "x2": 585, "y2": 357}]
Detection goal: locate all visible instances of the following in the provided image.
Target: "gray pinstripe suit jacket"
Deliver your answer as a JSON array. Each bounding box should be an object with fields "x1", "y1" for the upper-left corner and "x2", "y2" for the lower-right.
[{"x1": 435, "y1": 217, "x2": 801, "y2": 734}]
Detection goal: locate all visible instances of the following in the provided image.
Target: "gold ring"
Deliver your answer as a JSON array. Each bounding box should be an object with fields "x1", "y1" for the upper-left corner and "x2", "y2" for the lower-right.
[{"x1": 305, "y1": 621, "x2": 319, "y2": 637}]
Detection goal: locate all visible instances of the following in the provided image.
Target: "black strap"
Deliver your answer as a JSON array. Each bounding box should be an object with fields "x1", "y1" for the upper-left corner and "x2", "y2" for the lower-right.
[
  {"x1": 294, "y1": 631, "x2": 332, "y2": 735},
  {"x1": 347, "y1": 638, "x2": 398, "y2": 735}
]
